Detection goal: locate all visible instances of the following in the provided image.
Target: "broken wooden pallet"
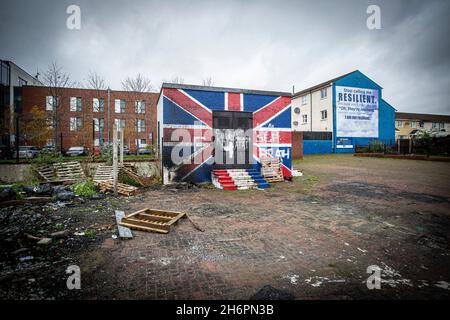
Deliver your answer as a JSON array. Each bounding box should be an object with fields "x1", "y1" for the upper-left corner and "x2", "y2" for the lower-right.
[
  {"x1": 95, "y1": 180, "x2": 139, "y2": 196},
  {"x1": 53, "y1": 161, "x2": 86, "y2": 181},
  {"x1": 120, "y1": 166, "x2": 152, "y2": 187},
  {"x1": 261, "y1": 157, "x2": 284, "y2": 182},
  {"x1": 34, "y1": 165, "x2": 56, "y2": 182},
  {"x1": 119, "y1": 208, "x2": 186, "y2": 234}
]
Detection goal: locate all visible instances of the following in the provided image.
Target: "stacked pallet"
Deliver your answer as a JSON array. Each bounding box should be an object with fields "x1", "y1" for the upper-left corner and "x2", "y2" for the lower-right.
[
  {"x1": 260, "y1": 157, "x2": 284, "y2": 183},
  {"x1": 93, "y1": 165, "x2": 114, "y2": 182},
  {"x1": 34, "y1": 161, "x2": 86, "y2": 183},
  {"x1": 95, "y1": 180, "x2": 139, "y2": 196},
  {"x1": 93, "y1": 164, "x2": 143, "y2": 196}
]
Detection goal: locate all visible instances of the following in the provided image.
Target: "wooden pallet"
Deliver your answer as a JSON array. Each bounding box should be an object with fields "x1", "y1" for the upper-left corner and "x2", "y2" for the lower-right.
[
  {"x1": 120, "y1": 166, "x2": 152, "y2": 187},
  {"x1": 93, "y1": 165, "x2": 114, "y2": 182},
  {"x1": 53, "y1": 161, "x2": 85, "y2": 181},
  {"x1": 119, "y1": 208, "x2": 186, "y2": 234},
  {"x1": 95, "y1": 180, "x2": 139, "y2": 196},
  {"x1": 261, "y1": 157, "x2": 284, "y2": 182},
  {"x1": 34, "y1": 165, "x2": 56, "y2": 182}
]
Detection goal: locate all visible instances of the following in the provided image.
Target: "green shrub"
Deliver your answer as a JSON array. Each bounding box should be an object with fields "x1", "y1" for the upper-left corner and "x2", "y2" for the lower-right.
[
  {"x1": 70, "y1": 180, "x2": 97, "y2": 197},
  {"x1": 368, "y1": 140, "x2": 385, "y2": 153}
]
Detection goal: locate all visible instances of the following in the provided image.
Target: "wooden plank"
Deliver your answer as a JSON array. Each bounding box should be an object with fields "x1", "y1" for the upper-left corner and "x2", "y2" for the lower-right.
[
  {"x1": 114, "y1": 210, "x2": 133, "y2": 239},
  {"x1": 118, "y1": 222, "x2": 169, "y2": 234}
]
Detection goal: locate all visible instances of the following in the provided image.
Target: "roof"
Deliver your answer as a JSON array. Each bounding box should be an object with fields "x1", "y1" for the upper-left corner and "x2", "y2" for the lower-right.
[
  {"x1": 1, "y1": 60, "x2": 43, "y2": 85},
  {"x1": 292, "y1": 70, "x2": 358, "y2": 98},
  {"x1": 395, "y1": 112, "x2": 450, "y2": 123},
  {"x1": 161, "y1": 83, "x2": 291, "y2": 97},
  {"x1": 23, "y1": 85, "x2": 159, "y2": 96}
]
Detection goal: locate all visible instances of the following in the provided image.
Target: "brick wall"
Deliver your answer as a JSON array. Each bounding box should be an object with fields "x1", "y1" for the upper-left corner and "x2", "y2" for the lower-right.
[{"x1": 21, "y1": 86, "x2": 158, "y2": 153}]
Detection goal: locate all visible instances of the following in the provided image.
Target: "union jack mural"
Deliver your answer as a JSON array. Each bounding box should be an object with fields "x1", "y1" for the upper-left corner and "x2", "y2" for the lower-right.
[{"x1": 158, "y1": 84, "x2": 292, "y2": 184}]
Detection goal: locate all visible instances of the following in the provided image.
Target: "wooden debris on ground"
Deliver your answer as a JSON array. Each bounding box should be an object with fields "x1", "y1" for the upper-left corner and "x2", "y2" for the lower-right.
[
  {"x1": 119, "y1": 208, "x2": 186, "y2": 234},
  {"x1": 95, "y1": 180, "x2": 139, "y2": 196},
  {"x1": 261, "y1": 156, "x2": 284, "y2": 182},
  {"x1": 114, "y1": 210, "x2": 133, "y2": 239}
]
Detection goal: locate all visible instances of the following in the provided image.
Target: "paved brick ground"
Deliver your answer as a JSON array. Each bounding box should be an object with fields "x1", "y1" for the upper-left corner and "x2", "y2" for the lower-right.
[{"x1": 77, "y1": 155, "x2": 450, "y2": 299}]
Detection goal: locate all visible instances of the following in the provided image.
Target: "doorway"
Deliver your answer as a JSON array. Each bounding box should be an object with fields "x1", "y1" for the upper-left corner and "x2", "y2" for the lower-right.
[{"x1": 212, "y1": 111, "x2": 253, "y2": 169}]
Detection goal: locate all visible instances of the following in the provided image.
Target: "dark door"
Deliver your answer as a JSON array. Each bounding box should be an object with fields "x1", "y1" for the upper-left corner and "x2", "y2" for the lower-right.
[{"x1": 213, "y1": 111, "x2": 253, "y2": 169}]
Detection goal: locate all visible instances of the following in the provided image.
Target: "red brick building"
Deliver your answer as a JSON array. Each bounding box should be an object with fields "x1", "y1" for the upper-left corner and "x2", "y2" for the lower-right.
[{"x1": 21, "y1": 86, "x2": 158, "y2": 153}]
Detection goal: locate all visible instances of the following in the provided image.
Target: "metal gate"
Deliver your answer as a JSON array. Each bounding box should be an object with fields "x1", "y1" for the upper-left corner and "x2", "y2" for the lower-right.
[{"x1": 213, "y1": 111, "x2": 253, "y2": 169}]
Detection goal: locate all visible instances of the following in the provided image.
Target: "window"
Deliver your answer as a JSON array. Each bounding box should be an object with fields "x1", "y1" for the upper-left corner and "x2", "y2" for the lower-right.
[
  {"x1": 115, "y1": 99, "x2": 126, "y2": 113},
  {"x1": 114, "y1": 118, "x2": 125, "y2": 129},
  {"x1": 70, "y1": 97, "x2": 82, "y2": 112},
  {"x1": 396, "y1": 120, "x2": 403, "y2": 128},
  {"x1": 93, "y1": 118, "x2": 104, "y2": 132},
  {"x1": 321, "y1": 88, "x2": 327, "y2": 99},
  {"x1": 301, "y1": 95, "x2": 307, "y2": 105},
  {"x1": 135, "y1": 100, "x2": 146, "y2": 114},
  {"x1": 321, "y1": 110, "x2": 327, "y2": 120},
  {"x1": 419, "y1": 121, "x2": 424, "y2": 128},
  {"x1": 136, "y1": 138, "x2": 147, "y2": 147},
  {"x1": 1, "y1": 61, "x2": 10, "y2": 85},
  {"x1": 411, "y1": 121, "x2": 417, "y2": 128},
  {"x1": 46, "y1": 139, "x2": 55, "y2": 147},
  {"x1": 302, "y1": 114, "x2": 308, "y2": 124},
  {"x1": 47, "y1": 117, "x2": 54, "y2": 129},
  {"x1": 70, "y1": 117, "x2": 82, "y2": 131},
  {"x1": 18, "y1": 77, "x2": 27, "y2": 86},
  {"x1": 46, "y1": 96, "x2": 57, "y2": 111},
  {"x1": 93, "y1": 98, "x2": 105, "y2": 112},
  {"x1": 136, "y1": 119, "x2": 146, "y2": 132}
]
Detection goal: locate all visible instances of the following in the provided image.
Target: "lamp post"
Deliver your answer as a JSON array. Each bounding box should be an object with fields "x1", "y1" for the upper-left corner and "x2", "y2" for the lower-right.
[{"x1": 107, "y1": 87, "x2": 111, "y2": 143}]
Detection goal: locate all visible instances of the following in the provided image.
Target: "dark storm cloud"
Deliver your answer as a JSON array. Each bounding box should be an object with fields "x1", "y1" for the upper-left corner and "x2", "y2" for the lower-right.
[{"x1": 0, "y1": 0, "x2": 448, "y2": 114}]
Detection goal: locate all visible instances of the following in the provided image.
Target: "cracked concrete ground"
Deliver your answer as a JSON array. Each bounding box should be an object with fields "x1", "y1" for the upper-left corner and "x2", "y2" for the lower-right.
[{"x1": 74, "y1": 154, "x2": 450, "y2": 299}]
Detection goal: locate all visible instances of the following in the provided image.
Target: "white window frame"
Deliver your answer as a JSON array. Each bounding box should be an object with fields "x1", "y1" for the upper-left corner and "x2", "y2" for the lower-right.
[
  {"x1": 114, "y1": 118, "x2": 125, "y2": 129},
  {"x1": 70, "y1": 117, "x2": 80, "y2": 131},
  {"x1": 46, "y1": 96, "x2": 56, "y2": 111},
  {"x1": 70, "y1": 97, "x2": 82, "y2": 112},
  {"x1": 397, "y1": 120, "x2": 404, "y2": 128},
  {"x1": 93, "y1": 98, "x2": 99, "y2": 112},
  {"x1": 115, "y1": 99, "x2": 126, "y2": 113},
  {"x1": 301, "y1": 95, "x2": 307, "y2": 105},
  {"x1": 302, "y1": 114, "x2": 308, "y2": 124},
  {"x1": 136, "y1": 119, "x2": 146, "y2": 132},
  {"x1": 410, "y1": 121, "x2": 417, "y2": 128},
  {"x1": 321, "y1": 110, "x2": 327, "y2": 120},
  {"x1": 321, "y1": 88, "x2": 327, "y2": 99},
  {"x1": 135, "y1": 100, "x2": 146, "y2": 114}
]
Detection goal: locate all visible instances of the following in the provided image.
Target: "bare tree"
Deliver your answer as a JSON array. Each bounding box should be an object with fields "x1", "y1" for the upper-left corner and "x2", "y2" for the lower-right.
[
  {"x1": 121, "y1": 74, "x2": 153, "y2": 154},
  {"x1": 168, "y1": 76, "x2": 185, "y2": 84},
  {"x1": 121, "y1": 73, "x2": 152, "y2": 93},
  {"x1": 86, "y1": 71, "x2": 107, "y2": 90},
  {"x1": 202, "y1": 77, "x2": 214, "y2": 87},
  {"x1": 42, "y1": 62, "x2": 75, "y2": 152}
]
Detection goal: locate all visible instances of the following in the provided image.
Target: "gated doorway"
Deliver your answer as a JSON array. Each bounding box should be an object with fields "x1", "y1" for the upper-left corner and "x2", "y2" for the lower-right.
[{"x1": 212, "y1": 111, "x2": 253, "y2": 169}]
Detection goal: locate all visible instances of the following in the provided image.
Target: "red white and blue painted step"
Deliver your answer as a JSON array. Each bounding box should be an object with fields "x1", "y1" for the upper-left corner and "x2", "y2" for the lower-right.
[{"x1": 211, "y1": 169, "x2": 271, "y2": 190}]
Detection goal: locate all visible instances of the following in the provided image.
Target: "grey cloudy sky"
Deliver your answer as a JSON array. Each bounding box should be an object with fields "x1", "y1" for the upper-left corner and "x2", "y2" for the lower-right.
[{"x1": 1, "y1": 0, "x2": 449, "y2": 114}]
